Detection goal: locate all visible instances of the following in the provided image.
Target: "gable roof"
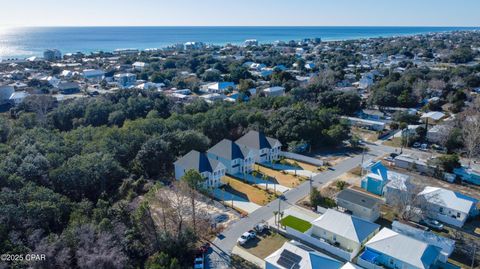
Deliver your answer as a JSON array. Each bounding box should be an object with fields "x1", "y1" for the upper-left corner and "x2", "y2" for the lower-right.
[
  {"x1": 265, "y1": 240, "x2": 343, "y2": 269},
  {"x1": 392, "y1": 221, "x2": 455, "y2": 259},
  {"x1": 57, "y1": 82, "x2": 80, "y2": 90},
  {"x1": 235, "y1": 130, "x2": 281, "y2": 150},
  {"x1": 336, "y1": 189, "x2": 382, "y2": 210},
  {"x1": 418, "y1": 186, "x2": 475, "y2": 214},
  {"x1": 208, "y1": 82, "x2": 235, "y2": 90},
  {"x1": 365, "y1": 228, "x2": 441, "y2": 269},
  {"x1": 174, "y1": 150, "x2": 223, "y2": 173},
  {"x1": 207, "y1": 139, "x2": 244, "y2": 161},
  {"x1": 312, "y1": 209, "x2": 380, "y2": 243},
  {"x1": 421, "y1": 111, "x2": 445, "y2": 121}
]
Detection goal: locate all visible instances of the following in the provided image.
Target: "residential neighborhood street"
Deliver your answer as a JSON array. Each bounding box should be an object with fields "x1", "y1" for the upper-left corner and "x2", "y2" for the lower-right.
[{"x1": 207, "y1": 143, "x2": 395, "y2": 268}]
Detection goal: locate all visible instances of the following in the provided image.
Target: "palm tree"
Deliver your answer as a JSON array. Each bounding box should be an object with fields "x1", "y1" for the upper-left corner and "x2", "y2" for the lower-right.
[
  {"x1": 263, "y1": 174, "x2": 269, "y2": 191},
  {"x1": 273, "y1": 211, "x2": 279, "y2": 225}
]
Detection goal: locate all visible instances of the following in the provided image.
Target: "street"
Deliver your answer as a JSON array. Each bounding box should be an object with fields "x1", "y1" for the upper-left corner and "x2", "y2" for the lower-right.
[{"x1": 206, "y1": 143, "x2": 395, "y2": 268}]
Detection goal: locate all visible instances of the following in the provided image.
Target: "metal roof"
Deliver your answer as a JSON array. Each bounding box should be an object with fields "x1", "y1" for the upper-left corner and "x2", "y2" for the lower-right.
[{"x1": 336, "y1": 189, "x2": 381, "y2": 210}]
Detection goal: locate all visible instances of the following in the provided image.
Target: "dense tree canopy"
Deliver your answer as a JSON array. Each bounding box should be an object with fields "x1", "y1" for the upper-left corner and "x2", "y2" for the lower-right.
[{"x1": 0, "y1": 88, "x2": 349, "y2": 268}]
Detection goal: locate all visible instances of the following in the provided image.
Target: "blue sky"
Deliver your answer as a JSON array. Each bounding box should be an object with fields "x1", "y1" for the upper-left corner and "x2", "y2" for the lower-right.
[{"x1": 2, "y1": 0, "x2": 479, "y2": 27}]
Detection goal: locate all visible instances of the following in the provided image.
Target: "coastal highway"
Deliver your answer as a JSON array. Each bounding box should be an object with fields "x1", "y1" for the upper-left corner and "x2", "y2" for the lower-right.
[{"x1": 206, "y1": 143, "x2": 396, "y2": 269}]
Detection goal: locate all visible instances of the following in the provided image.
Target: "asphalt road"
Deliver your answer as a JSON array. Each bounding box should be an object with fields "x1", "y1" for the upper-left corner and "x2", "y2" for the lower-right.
[{"x1": 206, "y1": 143, "x2": 395, "y2": 269}]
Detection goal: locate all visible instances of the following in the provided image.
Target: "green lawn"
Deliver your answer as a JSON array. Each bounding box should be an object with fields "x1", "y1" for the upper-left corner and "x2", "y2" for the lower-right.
[{"x1": 280, "y1": 215, "x2": 312, "y2": 233}]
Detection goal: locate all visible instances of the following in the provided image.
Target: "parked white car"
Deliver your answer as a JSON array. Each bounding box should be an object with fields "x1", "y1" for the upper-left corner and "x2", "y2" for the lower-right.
[{"x1": 237, "y1": 230, "x2": 256, "y2": 245}]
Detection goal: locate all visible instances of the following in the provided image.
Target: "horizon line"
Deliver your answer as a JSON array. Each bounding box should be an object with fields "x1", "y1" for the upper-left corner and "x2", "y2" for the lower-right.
[{"x1": 2, "y1": 25, "x2": 480, "y2": 28}]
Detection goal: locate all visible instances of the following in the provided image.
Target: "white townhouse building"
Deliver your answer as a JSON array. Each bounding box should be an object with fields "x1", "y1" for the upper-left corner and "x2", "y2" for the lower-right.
[
  {"x1": 207, "y1": 139, "x2": 255, "y2": 175},
  {"x1": 174, "y1": 150, "x2": 226, "y2": 188},
  {"x1": 236, "y1": 130, "x2": 282, "y2": 163}
]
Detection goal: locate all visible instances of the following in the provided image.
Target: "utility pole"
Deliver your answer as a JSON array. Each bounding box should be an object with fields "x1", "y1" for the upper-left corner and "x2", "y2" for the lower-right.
[
  {"x1": 400, "y1": 128, "x2": 406, "y2": 154},
  {"x1": 360, "y1": 146, "x2": 366, "y2": 177},
  {"x1": 471, "y1": 244, "x2": 477, "y2": 269},
  {"x1": 274, "y1": 176, "x2": 277, "y2": 194},
  {"x1": 277, "y1": 197, "x2": 281, "y2": 231},
  {"x1": 309, "y1": 175, "x2": 313, "y2": 194}
]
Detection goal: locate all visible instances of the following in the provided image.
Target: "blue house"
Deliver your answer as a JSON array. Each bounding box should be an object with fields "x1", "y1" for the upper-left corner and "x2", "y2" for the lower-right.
[
  {"x1": 359, "y1": 228, "x2": 442, "y2": 269},
  {"x1": 361, "y1": 161, "x2": 389, "y2": 196},
  {"x1": 453, "y1": 167, "x2": 480, "y2": 186},
  {"x1": 361, "y1": 161, "x2": 411, "y2": 197}
]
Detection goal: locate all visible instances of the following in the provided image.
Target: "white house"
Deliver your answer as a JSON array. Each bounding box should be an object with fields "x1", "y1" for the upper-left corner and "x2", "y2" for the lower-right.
[
  {"x1": 336, "y1": 189, "x2": 382, "y2": 222},
  {"x1": 426, "y1": 125, "x2": 451, "y2": 144},
  {"x1": 309, "y1": 209, "x2": 380, "y2": 261},
  {"x1": 358, "y1": 228, "x2": 441, "y2": 269},
  {"x1": 417, "y1": 186, "x2": 478, "y2": 228},
  {"x1": 174, "y1": 150, "x2": 226, "y2": 189},
  {"x1": 392, "y1": 221, "x2": 455, "y2": 263},
  {"x1": 132, "y1": 62, "x2": 148, "y2": 71},
  {"x1": 184, "y1": 41, "x2": 205, "y2": 50},
  {"x1": 206, "y1": 82, "x2": 235, "y2": 93},
  {"x1": 82, "y1": 69, "x2": 105, "y2": 82},
  {"x1": 244, "y1": 39, "x2": 259, "y2": 46},
  {"x1": 384, "y1": 171, "x2": 414, "y2": 205},
  {"x1": 43, "y1": 49, "x2": 62, "y2": 61},
  {"x1": 9, "y1": 91, "x2": 30, "y2": 106},
  {"x1": 200, "y1": 93, "x2": 227, "y2": 103},
  {"x1": 342, "y1": 117, "x2": 385, "y2": 131},
  {"x1": 421, "y1": 111, "x2": 446, "y2": 124},
  {"x1": 263, "y1": 86, "x2": 285, "y2": 97},
  {"x1": 393, "y1": 154, "x2": 436, "y2": 175},
  {"x1": 114, "y1": 73, "x2": 137, "y2": 89},
  {"x1": 304, "y1": 63, "x2": 316, "y2": 70},
  {"x1": 236, "y1": 130, "x2": 282, "y2": 163},
  {"x1": 206, "y1": 139, "x2": 255, "y2": 175},
  {"x1": 265, "y1": 240, "x2": 359, "y2": 269},
  {"x1": 138, "y1": 82, "x2": 165, "y2": 91},
  {"x1": 42, "y1": 76, "x2": 61, "y2": 87}
]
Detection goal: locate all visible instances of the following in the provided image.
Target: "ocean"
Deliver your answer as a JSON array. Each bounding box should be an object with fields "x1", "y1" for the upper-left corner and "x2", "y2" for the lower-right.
[{"x1": 0, "y1": 26, "x2": 478, "y2": 59}]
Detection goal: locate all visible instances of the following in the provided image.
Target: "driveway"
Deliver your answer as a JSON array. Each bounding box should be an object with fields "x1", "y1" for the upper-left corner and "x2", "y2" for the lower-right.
[
  {"x1": 261, "y1": 162, "x2": 319, "y2": 180},
  {"x1": 212, "y1": 188, "x2": 261, "y2": 214},
  {"x1": 232, "y1": 173, "x2": 291, "y2": 193}
]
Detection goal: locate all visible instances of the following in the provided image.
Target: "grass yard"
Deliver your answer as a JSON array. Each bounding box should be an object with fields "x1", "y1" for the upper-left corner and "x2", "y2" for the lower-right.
[
  {"x1": 255, "y1": 165, "x2": 305, "y2": 187},
  {"x1": 222, "y1": 176, "x2": 275, "y2": 206},
  {"x1": 242, "y1": 232, "x2": 289, "y2": 259},
  {"x1": 382, "y1": 137, "x2": 403, "y2": 147},
  {"x1": 280, "y1": 215, "x2": 312, "y2": 233},
  {"x1": 352, "y1": 127, "x2": 379, "y2": 142}
]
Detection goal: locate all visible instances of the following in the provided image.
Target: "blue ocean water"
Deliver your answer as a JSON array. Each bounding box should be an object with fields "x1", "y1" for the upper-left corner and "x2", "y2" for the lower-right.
[{"x1": 0, "y1": 26, "x2": 478, "y2": 58}]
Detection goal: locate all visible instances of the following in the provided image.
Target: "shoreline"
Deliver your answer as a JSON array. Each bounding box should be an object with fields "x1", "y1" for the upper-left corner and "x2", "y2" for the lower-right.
[{"x1": 1, "y1": 26, "x2": 479, "y2": 59}]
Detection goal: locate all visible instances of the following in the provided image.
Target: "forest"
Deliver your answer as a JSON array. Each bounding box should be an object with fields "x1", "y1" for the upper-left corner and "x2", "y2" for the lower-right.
[{"x1": 0, "y1": 87, "x2": 352, "y2": 268}]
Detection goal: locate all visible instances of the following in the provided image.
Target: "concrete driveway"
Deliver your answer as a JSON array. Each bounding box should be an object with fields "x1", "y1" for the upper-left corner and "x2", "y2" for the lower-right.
[
  {"x1": 212, "y1": 188, "x2": 261, "y2": 214},
  {"x1": 232, "y1": 173, "x2": 291, "y2": 193},
  {"x1": 262, "y1": 162, "x2": 319, "y2": 178}
]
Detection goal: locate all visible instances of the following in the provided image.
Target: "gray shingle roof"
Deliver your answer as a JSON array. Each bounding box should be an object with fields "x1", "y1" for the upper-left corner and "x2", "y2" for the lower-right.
[
  {"x1": 207, "y1": 139, "x2": 244, "y2": 160},
  {"x1": 174, "y1": 150, "x2": 221, "y2": 173},
  {"x1": 235, "y1": 130, "x2": 281, "y2": 150},
  {"x1": 336, "y1": 189, "x2": 381, "y2": 210}
]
